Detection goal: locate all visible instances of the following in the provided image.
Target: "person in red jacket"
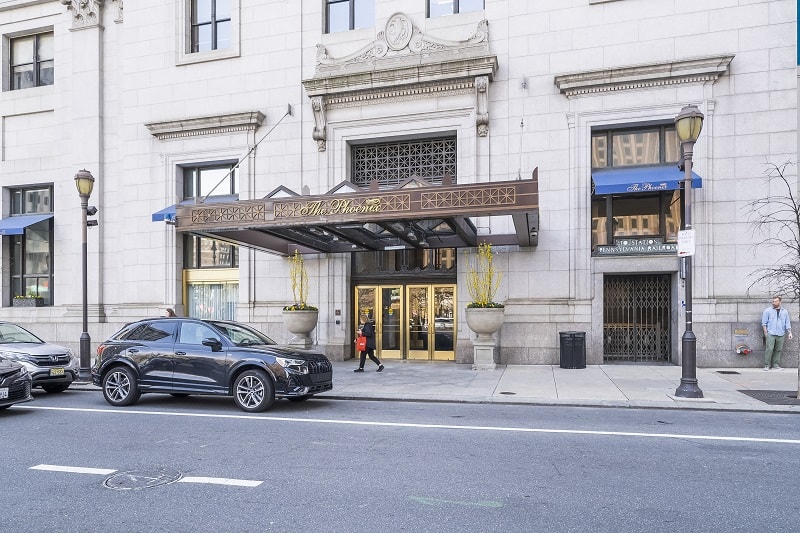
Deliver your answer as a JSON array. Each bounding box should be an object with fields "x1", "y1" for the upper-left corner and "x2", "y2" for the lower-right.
[{"x1": 355, "y1": 314, "x2": 384, "y2": 373}]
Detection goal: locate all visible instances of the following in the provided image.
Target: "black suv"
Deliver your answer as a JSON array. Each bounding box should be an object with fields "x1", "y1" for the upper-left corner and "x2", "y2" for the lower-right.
[{"x1": 92, "y1": 318, "x2": 333, "y2": 412}]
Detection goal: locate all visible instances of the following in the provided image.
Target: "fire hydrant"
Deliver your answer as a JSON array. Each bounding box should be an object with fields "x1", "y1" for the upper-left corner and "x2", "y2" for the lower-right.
[{"x1": 735, "y1": 344, "x2": 751, "y2": 355}]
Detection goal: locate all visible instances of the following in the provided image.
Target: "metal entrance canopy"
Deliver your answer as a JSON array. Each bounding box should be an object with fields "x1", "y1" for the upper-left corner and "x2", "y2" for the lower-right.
[{"x1": 174, "y1": 170, "x2": 540, "y2": 255}]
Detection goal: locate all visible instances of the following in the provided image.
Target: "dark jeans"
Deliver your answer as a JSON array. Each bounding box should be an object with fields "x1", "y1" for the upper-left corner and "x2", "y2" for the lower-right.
[{"x1": 359, "y1": 348, "x2": 381, "y2": 368}]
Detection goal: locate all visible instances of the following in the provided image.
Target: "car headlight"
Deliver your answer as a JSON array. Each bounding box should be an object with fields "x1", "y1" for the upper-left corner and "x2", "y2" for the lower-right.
[
  {"x1": 0, "y1": 350, "x2": 34, "y2": 364},
  {"x1": 276, "y1": 357, "x2": 309, "y2": 374}
]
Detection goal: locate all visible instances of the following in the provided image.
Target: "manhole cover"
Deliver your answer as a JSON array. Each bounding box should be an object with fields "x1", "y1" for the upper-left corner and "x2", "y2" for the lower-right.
[
  {"x1": 738, "y1": 390, "x2": 800, "y2": 406},
  {"x1": 104, "y1": 468, "x2": 183, "y2": 491},
  {"x1": 716, "y1": 370, "x2": 741, "y2": 375}
]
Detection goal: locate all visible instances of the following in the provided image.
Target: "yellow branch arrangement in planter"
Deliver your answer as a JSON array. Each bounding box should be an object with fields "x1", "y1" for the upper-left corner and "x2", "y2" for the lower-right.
[
  {"x1": 466, "y1": 243, "x2": 504, "y2": 308},
  {"x1": 283, "y1": 250, "x2": 318, "y2": 311}
]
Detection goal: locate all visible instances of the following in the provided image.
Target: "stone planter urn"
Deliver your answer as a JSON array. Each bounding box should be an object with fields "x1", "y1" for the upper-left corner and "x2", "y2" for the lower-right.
[
  {"x1": 282, "y1": 309, "x2": 318, "y2": 348},
  {"x1": 465, "y1": 307, "x2": 505, "y2": 370}
]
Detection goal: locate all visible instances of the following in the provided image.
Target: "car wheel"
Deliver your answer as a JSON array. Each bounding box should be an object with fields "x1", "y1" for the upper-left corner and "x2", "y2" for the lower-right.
[
  {"x1": 286, "y1": 395, "x2": 311, "y2": 402},
  {"x1": 233, "y1": 369, "x2": 275, "y2": 413},
  {"x1": 42, "y1": 383, "x2": 70, "y2": 393},
  {"x1": 102, "y1": 366, "x2": 140, "y2": 407}
]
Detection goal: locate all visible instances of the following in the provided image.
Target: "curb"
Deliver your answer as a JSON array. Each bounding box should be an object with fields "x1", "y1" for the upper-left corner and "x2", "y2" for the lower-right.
[{"x1": 64, "y1": 383, "x2": 800, "y2": 414}]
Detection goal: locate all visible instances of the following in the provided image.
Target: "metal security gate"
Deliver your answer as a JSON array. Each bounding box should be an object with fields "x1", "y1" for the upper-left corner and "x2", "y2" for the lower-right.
[{"x1": 603, "y1": 274, "x2": 670, "y2": 362}]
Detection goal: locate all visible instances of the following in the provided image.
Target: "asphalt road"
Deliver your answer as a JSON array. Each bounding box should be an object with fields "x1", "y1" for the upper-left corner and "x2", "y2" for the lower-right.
[{"x1": 2, "y1": 389, "x2": 799, "y2": 533}]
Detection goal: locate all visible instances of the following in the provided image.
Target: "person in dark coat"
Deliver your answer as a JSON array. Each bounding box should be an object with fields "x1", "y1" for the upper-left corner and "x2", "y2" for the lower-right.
[{"x1": 355, "y1": 314, "x2": 383, "y2": 372}]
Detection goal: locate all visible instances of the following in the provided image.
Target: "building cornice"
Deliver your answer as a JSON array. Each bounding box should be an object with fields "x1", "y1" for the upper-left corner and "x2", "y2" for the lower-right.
[
  {"x1": 145, "y1": 111, "x2": 265, "y2": 141},
  {"x1": 554, "y1": 55, "x2": 734, "y2": 97},
  {"x1": 302, "y1": 55, "x2": 497, "y2": 98}
]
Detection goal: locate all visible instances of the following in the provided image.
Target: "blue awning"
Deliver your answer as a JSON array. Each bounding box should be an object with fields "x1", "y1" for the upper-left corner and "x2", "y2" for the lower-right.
[
  {"x1": 592, "y1": 165, "x2": 702, "y2": 195},
  {"x1": 152, "y1": 204, "x2": 176, "y2": 222},
  {"x1": 153, "y1": 195, "x2": 239, "y2": 223},
  {"x1": 0, "y1": 213, "x2": 54, "y2": 235}
]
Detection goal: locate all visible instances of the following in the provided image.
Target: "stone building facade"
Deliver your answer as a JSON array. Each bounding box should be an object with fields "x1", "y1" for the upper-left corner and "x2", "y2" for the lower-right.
[{"x1": 0, "y1": 0, "x2": 796, "y2": 368}]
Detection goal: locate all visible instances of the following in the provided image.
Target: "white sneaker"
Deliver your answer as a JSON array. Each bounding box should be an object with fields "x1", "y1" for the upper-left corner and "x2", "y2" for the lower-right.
[
  {"x1": 763, "y1": 365, "x2": 770, "y2": 371},
  {"x1": 773, "y1": 365, "x2": 783, "y2": 371}
]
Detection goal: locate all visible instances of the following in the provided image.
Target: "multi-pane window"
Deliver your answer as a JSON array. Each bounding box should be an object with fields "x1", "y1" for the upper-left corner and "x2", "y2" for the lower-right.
[
  {"x1": 351, "y1": 137, "x2": 457, "y2": 189},
  {"x1": 592, "y1": 124, "x2": 679, "y2": 169},
  {"x1": 353, "y1": 249, "x2": 456, "y2": 276},
  {"x1": 9, "y1": 186, "x2": 54, "y2": 304},
  {"x1": 184, "y1": 235, "x2": 238, "y2": 269},
  {"x1": 428, "y1": 0, "x2": 484, "y2": 17},
  {"x1": 591, "y1": 192, "x2": 682, "y2": 249},
  {"x1": 181, "y1": 162, "x2": 238, "y2": 320},
  {"x1": 10, "y1": 32, "x2": 54, "y2": 90},
  {"x1": 191, "y1": 0, "x2": 231, "y2": 53},
  {"x1": 590, "y1": 124, "x2": 683, "y2": 251},
  {"x1": 183, "y1": 164, "x2": 237, "y2": 198},
  {"x1": 326, "y1": 0, "x2": 374, "y2": 33}
]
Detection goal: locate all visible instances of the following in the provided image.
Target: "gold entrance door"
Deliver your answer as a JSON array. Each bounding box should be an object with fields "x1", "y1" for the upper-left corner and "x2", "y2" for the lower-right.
[
  {"x1": 406, "y1": 286, "x2": 430, "y2": 360},
  {"x1": 379, "y1": 286, "x2": 403, "y2": 359},
  {"x1": 406, "y1": 285, "x2": 456, "y2": 361},
  {"x1": 354, "y1": 285, "x2": 403, "y2": 360}
]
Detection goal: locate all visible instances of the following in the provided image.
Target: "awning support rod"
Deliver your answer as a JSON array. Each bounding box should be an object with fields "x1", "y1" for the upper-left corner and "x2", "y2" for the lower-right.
[{"x1": 198, "y1": 103, "x2": 293, "y2": 203}]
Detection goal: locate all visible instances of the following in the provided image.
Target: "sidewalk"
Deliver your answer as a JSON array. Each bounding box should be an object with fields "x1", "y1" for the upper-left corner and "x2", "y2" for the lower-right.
[
  {"x1": 319, "y1": 360, "x2": 800, "y2": 413},
  {"x1": 72, "y1": 361, "x2": 800, "y2": 413}
]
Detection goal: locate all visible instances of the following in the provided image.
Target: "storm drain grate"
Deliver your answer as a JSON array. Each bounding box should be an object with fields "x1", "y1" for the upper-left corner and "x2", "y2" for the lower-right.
[
  {"x1": 716, "y1": 370, "x2": 741, "y2": 375},
  {"x1": 738, "y1": 390, "x2": 800, "y2": 406},
  {"x1": 104, "y1": 468, "x2": 183, "y2": 490}
]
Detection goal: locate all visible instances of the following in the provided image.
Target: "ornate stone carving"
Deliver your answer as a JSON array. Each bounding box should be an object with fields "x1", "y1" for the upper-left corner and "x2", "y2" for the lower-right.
[
  {"x1": 314, "y1": 15, "x2": 490, "y2": 73},
  {"x1": 61, "y1": 0, "x2": 104, "y2": 29},
  {"x1": 384, "y1": 13, "x2": 413, "y2": 51},
  {"x1": 302, "y1": 14, "x2": 498, "y2": 147},
  {"x1": 475, "y1": 75, "x2": 489, "y2": 137},
  {"x1": 112, "y1": 0, "x2": 123, "y2": 23},
  {"x1": 311, "y1": 96, "x2": 327, "y2": 152}
]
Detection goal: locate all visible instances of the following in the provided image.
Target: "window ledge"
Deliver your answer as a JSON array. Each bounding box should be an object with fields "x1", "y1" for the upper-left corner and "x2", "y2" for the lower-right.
[
  {"x1": 554, "y1": 55, "x2": 734, "y2": 97},
  {"x1": 145, "y1": 111, "x2": 265, "y2": 140},
  {"x1": 176, "y1": 47, "x2": 241, "y2": 67}
]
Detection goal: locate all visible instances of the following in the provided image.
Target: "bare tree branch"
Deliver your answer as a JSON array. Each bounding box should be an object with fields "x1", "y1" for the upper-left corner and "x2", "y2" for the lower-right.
[{"x1": 747, "y1": 161, "x2": 800, "y2": 393}]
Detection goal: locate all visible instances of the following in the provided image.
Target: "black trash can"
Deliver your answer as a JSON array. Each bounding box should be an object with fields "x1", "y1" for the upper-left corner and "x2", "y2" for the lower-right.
[{"x1": 559, "y1": 331, "x2": 586, "y2": 369}]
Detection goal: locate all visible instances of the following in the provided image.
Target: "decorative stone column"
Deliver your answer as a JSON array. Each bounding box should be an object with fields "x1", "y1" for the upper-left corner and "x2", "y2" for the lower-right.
[{"x1": 61, "y1": 0, "x2": 107, "y2": 318}]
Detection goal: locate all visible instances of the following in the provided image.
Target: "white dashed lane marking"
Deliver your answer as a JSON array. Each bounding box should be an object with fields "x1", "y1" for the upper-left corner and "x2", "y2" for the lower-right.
[
  {"x1": 30, "y1": 464, "x2": 263, "y2": 488},
  {"x1": 178, "y1": 476, "x2": 262, "y2": 487},
  {"x1": 31, "y1": 464, "x2": 116, "y2": 475}
]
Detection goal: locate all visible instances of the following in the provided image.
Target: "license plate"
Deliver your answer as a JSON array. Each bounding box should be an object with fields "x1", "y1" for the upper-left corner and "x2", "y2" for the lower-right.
[
  {"x1": 0, "y1": 388, "x2": 7, "y2": 399},
  {"x1": 50, "y1": 368, "x2": 65, "y2": 377}
]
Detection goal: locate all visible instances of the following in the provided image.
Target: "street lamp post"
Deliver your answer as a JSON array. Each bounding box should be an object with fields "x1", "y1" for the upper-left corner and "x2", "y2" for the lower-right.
[
  {"x1": 674, "y1": 105, "x2": 704, "y2": 398},
  {"x1": 75, "y1": 169, "x2": 95, "y2": 381}
]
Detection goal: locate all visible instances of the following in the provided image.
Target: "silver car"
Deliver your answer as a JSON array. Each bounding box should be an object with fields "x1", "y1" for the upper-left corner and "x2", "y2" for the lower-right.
[{"x1": 0, "y1": 322, "x2": 78, "y2": 393}]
